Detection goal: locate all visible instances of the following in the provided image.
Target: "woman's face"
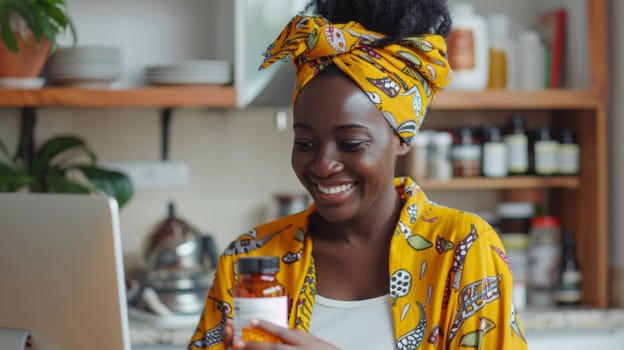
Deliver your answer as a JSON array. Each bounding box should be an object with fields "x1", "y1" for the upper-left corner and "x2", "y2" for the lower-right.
[{"x1": 292, "y1": 74, "x2": 410, "y2": 223}]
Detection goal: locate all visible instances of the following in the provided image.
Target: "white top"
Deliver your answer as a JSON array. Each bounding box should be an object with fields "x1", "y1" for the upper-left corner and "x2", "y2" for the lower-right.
[{"x1": 309, "y1": 294, "x2": 395, "y2": 350}]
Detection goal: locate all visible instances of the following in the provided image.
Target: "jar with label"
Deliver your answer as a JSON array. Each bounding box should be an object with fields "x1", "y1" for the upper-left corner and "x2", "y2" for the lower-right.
[
  {"x1": 527, "y1": 215, "x2": 561, "y2": 308},
  {"x1": 447, "y1": 3, "x2": 489, "y2": 90},
  {"x1": 504, "y1": 115, "x2": 529, "y2": 175},
  {"x1": 428, "y1": 131, "x2": 453, "y2": 180},
  {"x1": 452, "y1": 126, "x2": 481, "y2": 177},
  {"x1": 497, "y1": 201, "x2": 534, "y2": 235},
  {"x1": 482, "y1": 125, "x2": 508, "y2": 177},
  {"x1": 233, "y1": 256, "x2": 287, "y2": 343},
  {"x1": 558, "y1": 128, "x2": 580, "y2": 175},
  {"x1": 533, "y1": 126, "x2": 560, "y2": 176}
]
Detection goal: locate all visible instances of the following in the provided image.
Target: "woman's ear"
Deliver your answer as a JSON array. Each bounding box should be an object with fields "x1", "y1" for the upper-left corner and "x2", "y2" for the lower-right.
[{"x1": 396, "y1": 140, "x2": 411, "y2": 156}]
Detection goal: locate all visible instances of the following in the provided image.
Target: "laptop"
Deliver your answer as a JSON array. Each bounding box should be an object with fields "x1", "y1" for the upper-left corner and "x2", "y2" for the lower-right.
[{"x1": 0, "y1": 193, "x2": 131, "y2": 350}]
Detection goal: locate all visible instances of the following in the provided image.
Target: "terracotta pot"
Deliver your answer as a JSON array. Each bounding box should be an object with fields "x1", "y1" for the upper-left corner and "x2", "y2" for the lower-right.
[{"x1": 0, "y1": 35, "x2": 51, "y2": 78}]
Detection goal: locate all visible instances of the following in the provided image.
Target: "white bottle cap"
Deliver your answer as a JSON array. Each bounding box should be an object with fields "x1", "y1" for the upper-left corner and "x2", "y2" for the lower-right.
[
  {"x1": 487, "y1": 13, "x2": 510, "y2": 39},
  {"x1": 431, "y1": 131, "x2": 453, "y2": 146}
]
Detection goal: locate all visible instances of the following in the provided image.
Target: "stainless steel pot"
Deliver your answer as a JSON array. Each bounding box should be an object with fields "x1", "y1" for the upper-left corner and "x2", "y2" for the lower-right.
[{"x1": 141, "y1": 201, "x2": 218, "y2": 315}]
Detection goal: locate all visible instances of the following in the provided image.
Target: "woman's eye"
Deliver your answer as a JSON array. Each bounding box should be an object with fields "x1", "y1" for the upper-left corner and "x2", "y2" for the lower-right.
[
  {"x1": 340, "y1": 141, "x2": 368, "y2": 151},
  {"x1": 294, "y1": 140, "x2": 315, "y2": 151}
]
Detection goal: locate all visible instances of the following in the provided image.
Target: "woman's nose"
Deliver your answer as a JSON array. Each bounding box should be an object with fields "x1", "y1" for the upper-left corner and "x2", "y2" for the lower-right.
[{"x1": 310, "y1": 145, "x2": 343, "y2": 177}]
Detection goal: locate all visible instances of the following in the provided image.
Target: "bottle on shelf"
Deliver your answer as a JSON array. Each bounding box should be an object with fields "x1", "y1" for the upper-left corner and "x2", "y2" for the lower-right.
[
  {"x1": 482, "y1": 125, "x2": 508, "y2": 178},
  {"x1": 527, "y1": 215, "x2": 561, "y2": 308},
  {"x1": 452, "y1": 126, "x2": 482, "y2": 177},
  {"x1": 553, "y1": 229, "x2": 583, "y2": 306},
  {"x1": 515, "y1": 30, "x2": 547, "y2": 90},
  {"x1": 558, "y1": 128, "x2": 580, "y2": 175},
  {"x1": 533, "y1": 125, "x2": 560, "y2": 176},
  {"x1": 447, "y1": 3, "x2": 489, "y2": 90},
  {"x1": 503, "y1": 115, "x2": 529, "y2": 176},
  {"x1": 486, "y1": 13, "x2": 514, "y2": 89},
  {"x1": 233, "y1": 256, "x2": 287, "y2": 343},
  {"x1": 428, "y1": 131, "x2": 453, "y2": 181}
]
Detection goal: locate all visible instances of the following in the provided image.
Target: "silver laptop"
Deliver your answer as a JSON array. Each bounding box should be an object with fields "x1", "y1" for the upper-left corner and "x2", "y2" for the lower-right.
[{"x1": 0, "y1": 193, "x2": 130, "y2": 350}]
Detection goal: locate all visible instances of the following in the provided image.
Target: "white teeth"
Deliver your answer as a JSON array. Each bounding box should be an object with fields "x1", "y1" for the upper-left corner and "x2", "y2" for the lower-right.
[{"x1": 317, "y1": 183, "x2": 355, "y2": 194}]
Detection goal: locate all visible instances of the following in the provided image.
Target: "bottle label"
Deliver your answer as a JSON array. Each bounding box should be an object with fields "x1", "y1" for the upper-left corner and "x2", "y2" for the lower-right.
[
  {"x1": 234, "y1": 296, "x2": 288, "y2": 342},
  {"x1": 448, "y1": 29, "x2": 475, "y2": 70},
  {"x1": 559, "y1": 144, "x2": 580, "y2": 174},
  {"x1": 504, "y1": 134, "x2": 528, "y2": 173},
  {"x1": 534, "y1": 140, "x2": 560, "y2": 175},
  {"x1": 483, "y1": 142, "x2": 507, "y2": 177}
]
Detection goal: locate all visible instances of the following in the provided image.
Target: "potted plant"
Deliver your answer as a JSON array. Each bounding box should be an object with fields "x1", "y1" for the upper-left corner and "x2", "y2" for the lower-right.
[
  {"x1": 0, "y1": 0, "x2": 77, "y2": 77},
  {"x1": 0, "y1": 110, "x2": 133, "y2": 208}
]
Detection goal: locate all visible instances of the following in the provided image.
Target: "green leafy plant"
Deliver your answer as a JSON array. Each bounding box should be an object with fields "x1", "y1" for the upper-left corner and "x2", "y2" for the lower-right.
[
  {"x1": 0, "y1": 110, "x2": 133, "y2": 208},
  {"x1": 0, "y1": 0, "x2": 77, "y2": 53}
]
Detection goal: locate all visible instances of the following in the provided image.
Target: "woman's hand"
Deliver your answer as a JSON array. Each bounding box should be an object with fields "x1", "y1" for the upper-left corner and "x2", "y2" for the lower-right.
[
  {"x1": 232, "y1": 319, "x2": 340, "y2": 350},
  {"x1": 222, "y1": 319, "x2": 235, "y2": 349}
]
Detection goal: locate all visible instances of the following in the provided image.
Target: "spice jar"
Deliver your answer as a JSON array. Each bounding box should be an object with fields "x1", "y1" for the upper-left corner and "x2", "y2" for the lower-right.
[
  {"x1": 533, "y1": 126, "x2": 560, "y2": 176},
  {"x1": 451, "y1": 126, "x2": 481, "y2": 177},
  {"x1": 482, "y1": 125, "x2": 508, "y2": 178},
  {"x1": 233, "y1": 256, "x2": 287, "y2": 343},
  {"x1": 504, "y1": 116, "x2": 529, "y2": 175}
]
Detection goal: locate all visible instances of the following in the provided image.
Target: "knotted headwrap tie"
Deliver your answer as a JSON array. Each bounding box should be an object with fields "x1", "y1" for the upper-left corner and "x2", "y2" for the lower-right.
[{"x1": 260, "y1": 15, "x2": 452, "y2": 144}]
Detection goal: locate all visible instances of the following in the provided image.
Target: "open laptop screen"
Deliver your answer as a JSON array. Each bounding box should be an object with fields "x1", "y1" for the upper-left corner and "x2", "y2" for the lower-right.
[{"x1": 0, "y1": 193, "x2": 130, "y2": 350}]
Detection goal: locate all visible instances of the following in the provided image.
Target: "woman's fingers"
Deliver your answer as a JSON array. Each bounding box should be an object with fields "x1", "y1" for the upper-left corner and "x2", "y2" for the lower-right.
[
  {"x1": 249, "y1": 319, "x2": 301, "y2": 345},
  {"x1": 222, "y1": 319, "x2": 235, "y2": 347}
]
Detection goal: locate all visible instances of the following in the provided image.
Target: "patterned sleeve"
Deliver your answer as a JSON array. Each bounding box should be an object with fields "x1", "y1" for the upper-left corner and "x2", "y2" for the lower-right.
[
  {"x1": 443, "y1": 219, "x2": 528, "y2": 349},
  {"x1": 188, "y1": 252, "x2": 235, "y2": 350}
]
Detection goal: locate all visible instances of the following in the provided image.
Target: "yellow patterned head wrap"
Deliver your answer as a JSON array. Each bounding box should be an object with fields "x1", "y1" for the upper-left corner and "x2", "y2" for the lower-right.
[{"x1": 260, "y1": 15, "x2": 452, "y2": 144}]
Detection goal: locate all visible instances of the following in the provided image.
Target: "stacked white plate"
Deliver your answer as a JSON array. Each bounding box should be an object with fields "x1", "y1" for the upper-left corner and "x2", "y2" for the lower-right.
[
  {"x1": 145, "y1": 60, "x2": 232, "y2": 86},
  {"x1": 46, "y1": 47, "x2": 122, "y2": 88}
]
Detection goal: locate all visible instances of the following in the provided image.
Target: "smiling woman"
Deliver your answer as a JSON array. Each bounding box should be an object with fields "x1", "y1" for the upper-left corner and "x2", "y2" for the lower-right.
[{"x1": 188, "y1": 1, "x2": 528, "y2": 349}]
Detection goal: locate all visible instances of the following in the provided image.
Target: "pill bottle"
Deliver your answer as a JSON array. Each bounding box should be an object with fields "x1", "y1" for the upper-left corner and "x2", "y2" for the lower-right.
[
  {"x1": 428, "y1": 131, "x2": 453, "y2": 180},
  {"x1": 533, "y1": 126, "x2": 560, "y2": 176},
  {"x1": 447, "y1": 3, "x2": 489, "y2": 90},
  {"x1": 504, "y1": 115, "x2": 529, "y2": 175},
  {"x1": 451, "y1": 126, "x2": 481, "y2": 177},
  {"x1": 527, "y1": 215, "x2": 561, "y2": 308},
  {"x1": 233, "y1": 256, "x2": 287, "y2": 343}
]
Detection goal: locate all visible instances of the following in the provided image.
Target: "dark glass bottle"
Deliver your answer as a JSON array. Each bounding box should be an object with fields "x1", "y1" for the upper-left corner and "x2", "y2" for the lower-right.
[
  {"x1": 558, "y1": 128, "x2": 580, "y2": 175},
  {"x1": 533, "y1": 126, "x2": 560, "y2": 176},
  {"x1": 482, "y1": 125, "x2": 507, "y2": 178},
  {"x1": 503, "y1": 116, "x2": 529, "y2": 175},
  {"x1": 553, "y1": 229, "x2": 583, "y2": 306}
]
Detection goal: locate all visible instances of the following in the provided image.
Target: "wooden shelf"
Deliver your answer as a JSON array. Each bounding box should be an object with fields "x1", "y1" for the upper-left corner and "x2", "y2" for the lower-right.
[
  {"x1": 0, "y1": 87, "x2": 599, "y2": 110},
  {"x1": 419, "y1": 176, "x2": 580, "y2": 190},
  {"x1": 0, "y1": 86, "x2": 237, "y2": 108},
  {"x1": 432, "y1": 89, "x2": 600, "y2": 110}
]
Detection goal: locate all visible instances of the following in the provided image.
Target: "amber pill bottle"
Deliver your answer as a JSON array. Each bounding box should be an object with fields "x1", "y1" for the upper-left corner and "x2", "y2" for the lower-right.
[{"x1": 233, "y1": 256, "x2": 287, "y2": 343}]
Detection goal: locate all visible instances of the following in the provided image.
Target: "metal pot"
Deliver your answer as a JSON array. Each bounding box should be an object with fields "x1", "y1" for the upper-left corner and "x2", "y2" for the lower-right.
[{"x1": 141, "y1": 201, "x2": 218, "y2": 315}]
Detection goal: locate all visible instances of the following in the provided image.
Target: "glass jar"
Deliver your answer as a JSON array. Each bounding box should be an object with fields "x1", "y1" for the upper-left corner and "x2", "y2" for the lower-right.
[
  {"x1": 233, "y1": 256, "x2": 287, "y2": 343},
  {"x1": 452, "y1": 126, "x2": 481, "y2": 177}
]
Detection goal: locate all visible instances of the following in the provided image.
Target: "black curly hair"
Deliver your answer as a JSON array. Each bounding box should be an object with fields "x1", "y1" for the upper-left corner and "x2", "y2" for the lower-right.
[{"x1": 305, "y1": 0, "x2": 452, "y2": 44}]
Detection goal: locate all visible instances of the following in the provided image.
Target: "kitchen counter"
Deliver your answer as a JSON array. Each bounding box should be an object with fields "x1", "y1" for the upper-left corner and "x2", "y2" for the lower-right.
[{"x1": 129, "y1": 308, "x2": 624, "y2": 349}]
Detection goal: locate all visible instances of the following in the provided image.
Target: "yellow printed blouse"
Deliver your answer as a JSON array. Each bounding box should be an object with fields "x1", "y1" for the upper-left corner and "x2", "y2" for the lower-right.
[{"x1": 188, "y1": 177, "x2": 528, "y2": 349}]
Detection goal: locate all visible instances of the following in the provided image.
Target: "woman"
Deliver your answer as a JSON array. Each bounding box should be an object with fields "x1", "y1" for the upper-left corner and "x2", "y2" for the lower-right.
[{"x1": 189, "y1": 1, "x2": 527, "y2": 349}]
